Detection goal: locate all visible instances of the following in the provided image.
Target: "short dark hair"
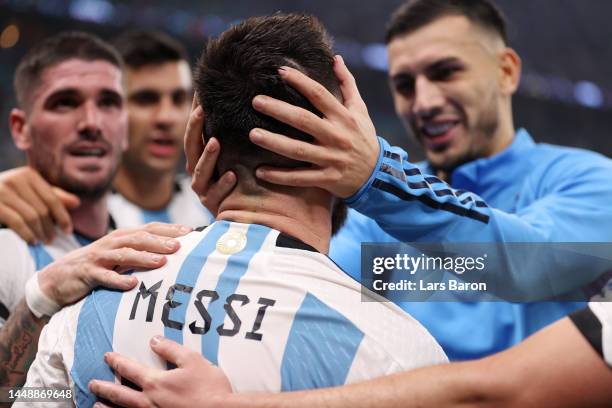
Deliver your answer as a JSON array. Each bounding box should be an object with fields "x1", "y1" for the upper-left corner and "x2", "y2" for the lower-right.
[
  {"x1": 194, "y1": 13, "x2": 340, "y2": 192},
  {"x1": 112, "y1": 30, "x2": 189, "y2": 69},
  {"x1": 385, "y1": 0, "x2": 508, "y2": 44},
  {"x1": 14, "y1": 31, "x2": 122, "y2": 110}
]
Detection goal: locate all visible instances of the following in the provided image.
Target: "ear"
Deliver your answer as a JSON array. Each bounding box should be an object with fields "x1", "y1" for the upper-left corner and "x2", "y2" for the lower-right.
[
  {"x1": 499, "y1": 47, "x2": 521, "y2": 96},
  {"x1": 9, "y1": 108, "x2": 32, "y2": 150}
]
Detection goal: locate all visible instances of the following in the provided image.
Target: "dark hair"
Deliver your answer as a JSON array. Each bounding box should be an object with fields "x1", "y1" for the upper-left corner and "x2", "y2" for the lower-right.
[
  {"x1": 385, "y1": 0, "x2": 507, "y2": 44},
  {"x1": 111, "y1": 30, "x2": 189, "y2": 69},
  {"x1": 14, "y1": 31, "x2": 122, "y2": 110},
  {"x1": 194, "y1": 13, "x2": 340, "y2": 193}
]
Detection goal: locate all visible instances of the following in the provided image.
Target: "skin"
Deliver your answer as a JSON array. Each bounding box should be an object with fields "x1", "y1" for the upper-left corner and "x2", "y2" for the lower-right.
[
  {"x1": 387, "y1": 15, "x2": 520, "y2": 179},
  {"x1": 9, "y1": 59, "x2": 128, "y2": 239},
  {"x1": 0, "y1": 58, "x2": 190, "y2": 391},
  {"x1": 0, "y1": 60, "x2": 196, "y2": 243},
  {"x1": 88, "y1": 14, "x2": 604, "y2": 408},
  {"x1": 113, "y1": 60, "x2": 193, "y2": 210},
  {"x1": 89, "y1": 315, "x2": 612, "y2": 408}
]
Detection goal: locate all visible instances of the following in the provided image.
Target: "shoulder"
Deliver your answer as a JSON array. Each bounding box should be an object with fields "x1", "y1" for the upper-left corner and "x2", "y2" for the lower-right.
[{"x1": 530, "y1": 143, "x2": 612, "y2": 172}]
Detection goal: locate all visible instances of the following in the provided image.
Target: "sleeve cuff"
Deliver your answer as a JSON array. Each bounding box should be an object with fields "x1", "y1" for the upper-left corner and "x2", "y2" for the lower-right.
[{"x1": 345, "y1": 136, "x2": 386, "y2": 205}]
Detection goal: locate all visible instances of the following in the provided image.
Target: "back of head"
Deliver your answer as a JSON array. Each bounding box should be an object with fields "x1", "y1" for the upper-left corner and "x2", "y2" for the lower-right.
[
  {"x1": 14, "y1": 31, "x2": 122, "y2": 111},
  {"x1": 111, "y1": 30, "x2": 188, "y2": 69},
  {"x1": 385, "y1": 0, "x2": 507, "y2": 44},
  {"x1": 194, "y1": 13, "x2": 341, "y2": 195}
]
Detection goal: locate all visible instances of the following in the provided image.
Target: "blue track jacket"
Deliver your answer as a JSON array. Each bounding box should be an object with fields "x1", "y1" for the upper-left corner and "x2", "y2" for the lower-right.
[{"x1": 330, "y1": 129, "x2": 612, "y2": 360}]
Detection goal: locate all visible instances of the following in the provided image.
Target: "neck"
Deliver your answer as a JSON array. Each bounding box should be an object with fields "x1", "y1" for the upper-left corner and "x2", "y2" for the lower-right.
[
  {"x1": 216, "y1": 187, "x2": 333, "y2": 254},
  {"x1": 70, "y1": 196, "x2": 109, "y2": 239},
  {"x1": 113, "y1": 165, "x2": 175, "y2": 210},
  {"x1": 488, "y1": 102, "x2": 515, "y2": 157}
]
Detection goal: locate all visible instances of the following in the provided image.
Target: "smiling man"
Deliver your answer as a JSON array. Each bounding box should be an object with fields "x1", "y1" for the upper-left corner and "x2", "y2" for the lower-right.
[
  {"x1": 0, "y1": 31, "x2": 189, "y2": 390},
  {"x1": 0, "y1": 31, "x2": 212, "y2": 245},
  {"x1": 387, "y1": 10, "x2": 515, "y2": 179},
  {"x1": 183, "y1": 0, "x2": 612, "y2": 361}
]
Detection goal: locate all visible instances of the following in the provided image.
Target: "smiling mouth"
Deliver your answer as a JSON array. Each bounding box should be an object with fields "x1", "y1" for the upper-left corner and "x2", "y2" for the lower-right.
[{"x1": 418, "y1": 121, "x2": 460, "y2": 151}]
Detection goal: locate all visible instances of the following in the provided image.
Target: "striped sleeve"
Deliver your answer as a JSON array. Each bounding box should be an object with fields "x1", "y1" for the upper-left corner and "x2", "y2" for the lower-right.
[{"x1": 570, "y1": 302, "x2": 612, "y2": 367}]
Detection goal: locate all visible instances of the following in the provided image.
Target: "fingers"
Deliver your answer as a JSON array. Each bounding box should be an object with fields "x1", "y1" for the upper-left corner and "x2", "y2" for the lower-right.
[
  {"x1": 251, "y1": 95, "x2": 335, "y2": 145},
  {"x1": 90, "y1": 378, "x2": 151, "y2": 408},
  {"x1": 191, "y1": 137, "x2": 221, "y2": 195},
  {"x1": 98, "y1": 247, "x2": 168, "y2": 270},
  {"x1": 255, "y1": 167, "x2": 328, "y2": 189},
  {"x1": 249, "y1": 128, "x2": 331, "y2": 166},
  {"x1": 52, "y1": 186, "x2": 81, "y2": 209},
  {"x1": 0, "y1": 203, "x2": 37, "y2": 244},
  {"x1": 89, "y1": 265, "x2": 139, "y2": 291},
  {"x1": 105, "y1": 352, "x2": 152, "y2": 389},
  {"x1": 333, "y1": 55, "x2": 367, "y2": 113},
  {"x1": 276, "y1": 65, "x2": 346, "y2": 119},
  {"x1": 190, "y1": 137, "x2": 237, "y2": 215},
  {"x1": 149, "y1": 335, "x2": 197, "y2": 368},
  {"x1": 107, "y1": 231, "x2": 181, "y2": 254},
  {"x1": 185, "y1": 103, "x2": 205, "y2": 175},
  {"x1": 140, "y1": 222, "x2": 192, "y2": 238},
  {"x1": 199, "y1": 171, "x2": 236, "y2": 215},
  {"x1": 27, "y1": 173, "x2": 76, "y2": 235},
  {"x1": 11, "y1": 181, "x2": 56, "y2": 241}
]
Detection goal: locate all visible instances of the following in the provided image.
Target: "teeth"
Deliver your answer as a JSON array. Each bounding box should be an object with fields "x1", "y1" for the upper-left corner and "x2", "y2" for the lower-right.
[{"x1": 423, "y1": 122, "x2": 455, "y2": 137}]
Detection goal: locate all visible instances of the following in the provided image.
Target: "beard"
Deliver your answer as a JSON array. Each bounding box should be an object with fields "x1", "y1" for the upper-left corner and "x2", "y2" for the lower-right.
[
  {"x1": 417, "y1": 101, "x2": 501, "y2": 176},
  {"x1": 54, "y1": 170, "x2": 115, "y2": 200},
  {"x1": 30, "y1": 144, "x2": 118, "y2": 200}
]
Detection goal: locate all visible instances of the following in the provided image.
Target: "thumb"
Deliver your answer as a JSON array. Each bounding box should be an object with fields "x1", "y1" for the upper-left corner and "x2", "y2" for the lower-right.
[
  {"x1": 150, "y1": 335, "x2": 197, "y2": 367},
  {"x1": 52, "y1": 187, "x2": 81, "y2": 209}
]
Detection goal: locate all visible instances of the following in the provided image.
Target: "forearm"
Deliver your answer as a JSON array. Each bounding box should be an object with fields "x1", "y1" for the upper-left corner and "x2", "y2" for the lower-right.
[
  {"x1": 223, "y1": 361, "x2": 509, "y2": 408},
  {"x1": 349, "y1": 138, "x2": 612, "y2": 299},
  {"x1": 0, "y1": 299, "x2": 47, "y2": 390}
]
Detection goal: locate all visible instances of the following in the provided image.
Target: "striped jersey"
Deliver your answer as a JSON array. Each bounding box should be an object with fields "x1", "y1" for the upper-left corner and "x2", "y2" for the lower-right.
[
  {"x1": 24, "y1": 220, "x2": 447, "y2": 407},
  {"x1": 108, "y1": 176, "x2": 213, "y2": 228},
  {"x1": 0, "y1": 228, "x2": 91, "y2": 326},
  {"x1": 570, "y1": 302, "x2": 612, "y2": 367}
]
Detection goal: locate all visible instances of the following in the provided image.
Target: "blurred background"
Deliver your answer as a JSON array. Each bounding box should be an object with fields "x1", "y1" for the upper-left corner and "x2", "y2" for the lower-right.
[{"x1": 1, "y1": 0, "x2": 612, "y2": 170}]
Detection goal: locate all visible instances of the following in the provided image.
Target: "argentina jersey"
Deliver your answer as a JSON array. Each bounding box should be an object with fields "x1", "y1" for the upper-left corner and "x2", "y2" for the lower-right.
[
  {"x1": 24, "y1": 220, "x2": 447, "y2": 407},
  {"x1": 0, "y1": 228, "x2": 91, "y2": 326},
  {"x1": 108, "y1": 176, "x2": 213, "y2": 228}
]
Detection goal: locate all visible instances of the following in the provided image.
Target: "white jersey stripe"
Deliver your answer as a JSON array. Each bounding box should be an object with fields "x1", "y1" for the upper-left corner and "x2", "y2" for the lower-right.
[
  {"x1": 163, "y1": 222, "x2": 230, "y2": 347},
  {"x1": 201, "y1": 223, "x2": 272, "y2": 365}
]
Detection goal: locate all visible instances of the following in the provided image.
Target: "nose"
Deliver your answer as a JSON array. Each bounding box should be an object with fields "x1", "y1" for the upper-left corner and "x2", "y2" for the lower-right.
[
  {"x1": 155, "y1": 95, "x2": 181, "y2": 129},
  {"x1": 78, "y1": 100, "x2": 102, "y2": 138},
  {"x1": 412, "y1": 76, "x2": 444, "y2": 119}
]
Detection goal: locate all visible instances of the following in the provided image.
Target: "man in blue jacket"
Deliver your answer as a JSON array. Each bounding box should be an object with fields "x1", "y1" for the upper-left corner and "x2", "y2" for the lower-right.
[{"x1": 186, "y1": 0, "x2": 612, "y2": 360}]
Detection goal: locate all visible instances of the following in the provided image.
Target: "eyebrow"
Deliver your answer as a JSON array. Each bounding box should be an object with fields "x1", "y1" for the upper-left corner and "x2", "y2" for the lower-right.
[
  {"x1": 424, "y1": 57, "x2": 464, "y2": 75},
  {"x1": 42, "y1": 88, "x2": 81, "y2": 108},
  {"x1": 391, "y1": 57, "x2": 465, "y2": 82}
]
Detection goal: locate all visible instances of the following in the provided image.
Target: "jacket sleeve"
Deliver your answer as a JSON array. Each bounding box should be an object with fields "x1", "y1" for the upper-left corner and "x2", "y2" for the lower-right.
[{"x1": 346, "y1": 137, "x2": 612, "y2": 300}]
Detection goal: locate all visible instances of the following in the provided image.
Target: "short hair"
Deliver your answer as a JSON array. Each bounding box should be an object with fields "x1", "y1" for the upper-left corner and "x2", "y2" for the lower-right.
[
  {"x1": 385, "y1": 0, "x2": 508, "y2": 45},
  {"x1": 194, "y1": 13, "x2": 341, "y2": 193},
  {"x1": 14, "y1": 31, "x2": 122, "y2": 110},
  {"x1": 111, "y1": 30, "x2": 189, "y2": 69}
]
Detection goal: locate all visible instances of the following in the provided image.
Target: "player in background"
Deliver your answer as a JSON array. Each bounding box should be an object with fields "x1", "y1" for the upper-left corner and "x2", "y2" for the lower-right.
[
  {"x1": 0, "y1": 31, "x2": 189, "y2": 390},
  {"x1": 108, "y1": 30, "x2": 213, "y2": 228},
  {"x1": 0, "y1": 31, "x2": 214, "y2": 244},
  {"x1": 22, "y1": 14, "x2": 446, "y2": 407}
]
